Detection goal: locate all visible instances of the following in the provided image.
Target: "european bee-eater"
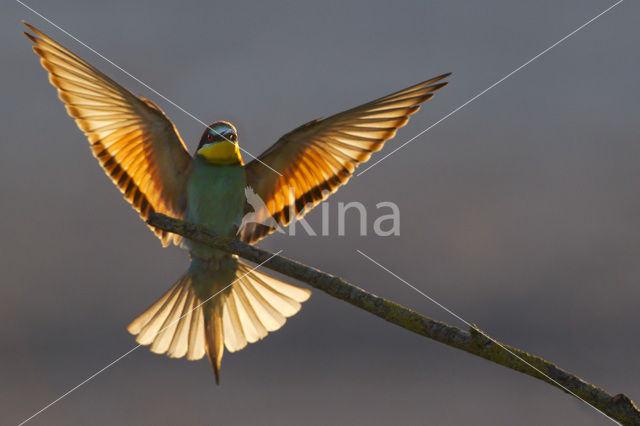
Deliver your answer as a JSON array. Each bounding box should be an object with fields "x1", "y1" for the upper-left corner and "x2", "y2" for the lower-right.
[{"x1": 24, "y1": 22, "x2": 450, "y2": 383}]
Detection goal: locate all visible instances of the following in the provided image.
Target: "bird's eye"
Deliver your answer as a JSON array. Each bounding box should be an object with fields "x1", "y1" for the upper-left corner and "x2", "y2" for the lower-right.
[
  {"x1": 228, "y1": 134, "x2": 236, "y2": 142},
  {"x1": 207, "y1": 133, "x2": 214, "y2": 141}
]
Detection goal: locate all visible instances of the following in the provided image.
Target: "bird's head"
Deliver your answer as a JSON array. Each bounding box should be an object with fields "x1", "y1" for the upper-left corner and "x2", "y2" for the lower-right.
[{"x1": 196, "y1": 121, "x2": 243, "y2": 165}]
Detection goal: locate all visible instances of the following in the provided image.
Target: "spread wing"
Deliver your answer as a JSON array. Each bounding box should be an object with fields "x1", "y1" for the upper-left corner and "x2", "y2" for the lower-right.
[
  {"x1": 240, "y1": 73, "x2": 450, "y2": 243},
  {"x1": 24, "y1": 23, "x2": 192, "y2": 246}
]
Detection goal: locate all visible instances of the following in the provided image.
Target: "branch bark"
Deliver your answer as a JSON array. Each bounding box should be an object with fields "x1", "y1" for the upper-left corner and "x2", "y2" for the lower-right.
[{"x1": 148, "y1": 213, "x2": 639, "y2": 425}]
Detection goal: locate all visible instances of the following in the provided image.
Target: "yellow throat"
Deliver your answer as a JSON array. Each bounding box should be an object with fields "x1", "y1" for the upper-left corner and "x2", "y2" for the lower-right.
[{"x1": 197, "y1": 141, "x2": 244, "y2": 165}]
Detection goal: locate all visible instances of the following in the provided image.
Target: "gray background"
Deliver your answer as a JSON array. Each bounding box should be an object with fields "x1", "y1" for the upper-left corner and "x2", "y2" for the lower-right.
[{"x1": 2, "y1": 0, "x2": 638, "y2": 424}]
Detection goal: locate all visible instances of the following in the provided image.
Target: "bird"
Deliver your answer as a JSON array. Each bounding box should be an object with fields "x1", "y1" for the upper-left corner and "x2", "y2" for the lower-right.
[{"x1": 24, "y1": 21, "x2": 451, "y2": 384}]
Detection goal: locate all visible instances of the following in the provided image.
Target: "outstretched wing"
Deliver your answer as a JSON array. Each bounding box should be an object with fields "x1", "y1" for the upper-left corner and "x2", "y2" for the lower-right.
[
  {"x1": 240, "y1": 73, "x2": 450, "y2": 243},
  {"x1": 24, "y1": 22, "x2": 192, "y2": 246}
]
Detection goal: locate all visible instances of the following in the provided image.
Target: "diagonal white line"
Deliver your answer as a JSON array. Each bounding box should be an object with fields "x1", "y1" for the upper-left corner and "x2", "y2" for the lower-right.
[
  {"x1": 357, "y1": 0, "x2": 625, "y2": 177},
  {"x1": 17, "y1": 250, "x2": 283, "y2": 426},
  {"x1": 16, "y1": 345, "x2": 140, "y2": 426},
  {"x1": 17, "y1": 0, "x2": 282, "y2": 177},
  {"x1": 356, "y1": 249, "x2": 621, "y2": 425}
]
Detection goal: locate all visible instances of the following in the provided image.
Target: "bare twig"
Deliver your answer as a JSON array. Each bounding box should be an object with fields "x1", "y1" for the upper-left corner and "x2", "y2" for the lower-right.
[{"x1": 148, "y1": 213, "x2": 640, "y2": 425}]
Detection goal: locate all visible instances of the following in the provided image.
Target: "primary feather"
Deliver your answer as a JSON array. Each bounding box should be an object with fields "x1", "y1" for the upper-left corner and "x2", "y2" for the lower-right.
[
  {"x1": 239, "y1": 73, "x2": 450, "y2": 243},
  {"x1": 24, "y1": 22, "x2": 192, "y2": 246}
]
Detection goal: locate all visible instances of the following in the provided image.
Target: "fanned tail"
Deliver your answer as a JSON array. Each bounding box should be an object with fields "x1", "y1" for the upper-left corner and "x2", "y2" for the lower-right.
[
  {"x1": 221, "y1": 260, "x2": 311, "y2": 354},
  {"x1": 127, "y1": 260, "x2": 311, "y2": 384},
  {"x1": 127, "y1": 273, "x2": 206, "y2": 360}
]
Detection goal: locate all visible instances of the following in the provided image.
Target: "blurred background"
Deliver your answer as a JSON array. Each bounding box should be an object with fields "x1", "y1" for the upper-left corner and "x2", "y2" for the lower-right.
[{"x1": 2, "y1": 0, "x2": 638, "y2": 424}]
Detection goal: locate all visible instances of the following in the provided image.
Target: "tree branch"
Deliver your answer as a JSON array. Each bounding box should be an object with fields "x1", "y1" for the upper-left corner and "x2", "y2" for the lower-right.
[{"x1": 148, "y1": 213, "x2": 639, "y2": 425}]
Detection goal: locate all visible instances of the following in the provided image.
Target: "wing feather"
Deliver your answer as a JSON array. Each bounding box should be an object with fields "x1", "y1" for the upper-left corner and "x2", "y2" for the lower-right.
[
  {"x1": 25, "y1": 23, "x2": 192, "y2": 246},
  {"x1": 240, "y1": 74, "x2": 450, "y2": 243}
]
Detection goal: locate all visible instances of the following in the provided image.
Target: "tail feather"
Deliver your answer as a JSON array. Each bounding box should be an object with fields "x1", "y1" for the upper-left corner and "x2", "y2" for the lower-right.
[
  {"x1": 187, "y1": 305, "x2": 206, "y2": 360},
  {"x1": 127, "y1": 259, "x2": 311, "y2": 384},
  {"x1": 127, "y1": 279, "x2": 181, "y2": 338},
  {"x1": 221, "y1": 261, "x2": 311, "y2": 352},
  {"x1": 166, "y1": 289, "x2": 196, "y2": 358},
  {"x1": 134, "y1": 280, "x2": 185, "y2": 346},
  {"x1": 151, "y1": 284, "x2": 190, "y2": 354},
  {"x1": 204, "y1": 304, "x2": 224, "y2": 384},
  {"x1": 127, "y1": 275, "x2": 206, "y2": 361},
  {"x1": 232, "y1": 284, "x2": 269, "y2": 342},
  {"x1": 221, "y1": 291, "x2": 248, "y2": 352}
]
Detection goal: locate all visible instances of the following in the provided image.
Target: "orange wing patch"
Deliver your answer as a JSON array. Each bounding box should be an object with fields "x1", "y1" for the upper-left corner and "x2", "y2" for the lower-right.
[
  {"x1": 25, "y1": 23, "x2": 192, "y2": 246},
  {"x1": 240, "y1": 73, "x2": 451, "y2": 243}
]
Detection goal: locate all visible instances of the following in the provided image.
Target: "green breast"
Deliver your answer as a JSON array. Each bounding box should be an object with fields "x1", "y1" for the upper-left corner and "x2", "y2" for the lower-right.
[{"x1": 186, "y1": 157, "x2": 246, "y2": 239}]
